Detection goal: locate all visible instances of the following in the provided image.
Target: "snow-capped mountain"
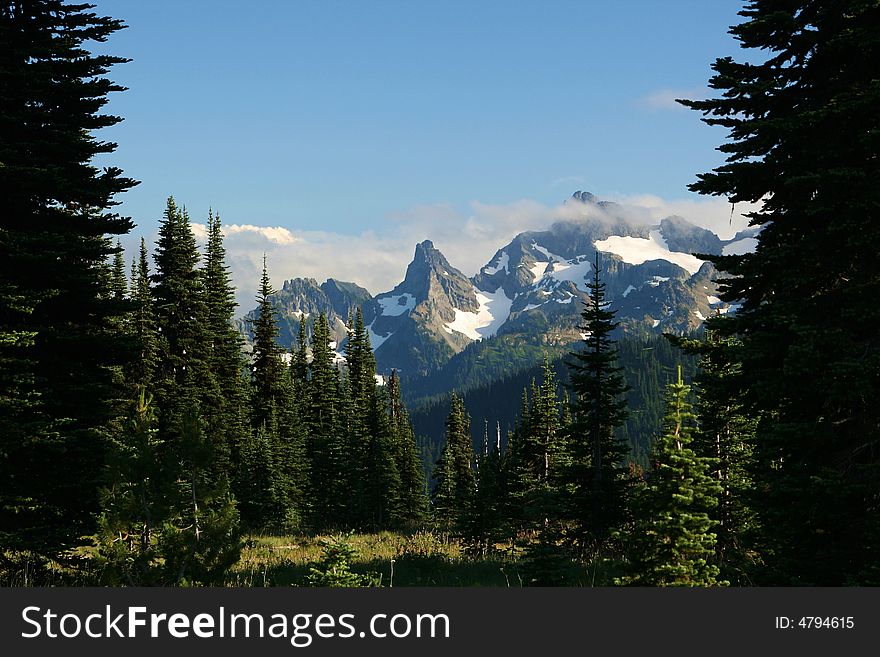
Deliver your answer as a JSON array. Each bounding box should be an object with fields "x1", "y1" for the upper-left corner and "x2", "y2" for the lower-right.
[
  {"x1": 359, "y1": 240, "x2": 488, "y2": 376},
  {"x1": 244, "y1": 192, "x2": 747, "y2": 376}
]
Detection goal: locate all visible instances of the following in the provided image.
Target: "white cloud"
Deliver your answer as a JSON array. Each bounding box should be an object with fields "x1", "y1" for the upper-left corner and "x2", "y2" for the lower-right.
[
  {"x1": 638, "y1": 88, "x2": 706, "y2": 111},
  {"x1": 190, "y1": 223, "x2": 297, "y2": 245}
]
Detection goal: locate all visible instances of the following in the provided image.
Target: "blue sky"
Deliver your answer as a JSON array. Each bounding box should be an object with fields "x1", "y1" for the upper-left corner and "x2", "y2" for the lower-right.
[{"x1": 93, "y1": 0, "x2": 752, "y2": 304}]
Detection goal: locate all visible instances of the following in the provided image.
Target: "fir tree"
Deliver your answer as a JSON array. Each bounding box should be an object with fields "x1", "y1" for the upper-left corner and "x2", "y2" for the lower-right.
[
  {"x1": 290, "y1": 319, "x2": 309, "y2": 413},
  {"x1": 250, "y1": 255, "x2": 286, "y2": 429},
  {"x1": 236, "y1": 422, "x2": 282, "y2": 531},
  {"x1": 462, "y1": 421, "x2": 506, "y2": 557},
  {"x1": 387, "y1": 370, "x2": 428, "y2": 528},
  {"x1": 518, "y1": 357, "x2": 570, "y2": 582},
  {"x1": 503, "y1": 388, "x2": 532, "y2": 535},
  {"x1": 240, "y1": 255, "x2": 305, "y2": 530},
  {"x1": 306, "y1": 313, "x2": 345, "y2": 528},
  {"x1": 148, "y1": 199, "x2": 242, "y2": 579},
  {"x1": 110, "y1": 241, "x2": 128, "y2": 301},
  {"x1": 621, "y1": 367, "x2": 723, "y2": 587},
  {"x1": 431, "y1": 393, "x2": 475, "y2": 534},
  {"x1": 128, "y1": 238, "x2": 159, "y2": 390},
  {"x1": 681, "y1": 0, "x2": 880, "y2": 584},
  {"x1": 151, "y1": 198, "x2": 208, "y2": 401},
  {"x1": 565, "y1": 253, "x2": 630, "y2": 556},
  {"x1": 97, "y1": 388, "x2": 167, "y2": 585},
  {"x1": 159, "y1": 379, "x2": 242, "y2": 586},
  {"x1": 363, "y1": 386, "x2": 401, "y2": 529},
  {"x1": 672, "y1": 331, "x2": 757, "y2": 584},
  {"x1": 341, "y1": 308, "x2": 375, "y2": 527},
  {"x1": 0, "y1": 0, "x2": 137, "y2": 558}
]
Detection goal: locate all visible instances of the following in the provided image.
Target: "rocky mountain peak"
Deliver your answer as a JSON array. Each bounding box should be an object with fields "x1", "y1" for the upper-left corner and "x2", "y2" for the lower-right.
[
  {"x1": 659, "y1": 215, "x2": 723, "y2": 256},
  {"x1": 399, "y1": 240, "x2": 470, "y2": 300},
  {"x1": 570, "y1": 190, "x2": 597, "y2": 204}
]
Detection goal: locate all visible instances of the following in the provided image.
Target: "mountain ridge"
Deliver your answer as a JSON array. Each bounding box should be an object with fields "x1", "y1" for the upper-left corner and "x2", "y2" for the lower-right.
[{"x1": 240, "y1": 192, "x2": 740, "y2": 380}]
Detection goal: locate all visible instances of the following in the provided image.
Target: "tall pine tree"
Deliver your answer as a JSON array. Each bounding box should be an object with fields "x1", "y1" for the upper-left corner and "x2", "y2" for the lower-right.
[
  {"x1": 127, "y1": 238, "x2": 159, "y2": 390},
  {"x1": 306, "y1": 313, "x2": 345, "y2": 528},
  {"x1": 622, "y1": 367, "x2": 722, "y2": 587},
  {"x1": 671, "y1": 331, "x2": 757, "y2": 584},
  {"x1": 148, "y1": 199, "x2": 241, "y2": 580},
  {"x1": 431, "y1": 392, "x2": 475, "y2": 534},
  {"x1": 681, "y1": 0, "x2": 880, "y2": 584},
  {"x1": 202, "y1": 210, "x2": 248, "y2": 479},
  {"x1": 387, "y1": 370, "x2": 428, "y2": 528},
  {"x1": 249, "y1": 256, "x2": 286, "y2": 429},
  {"x1": 565, "y1": 253, "x2": 630, "y2": 557},
  {"x1": 0, "y1": 0, "x2": 137, "y2": 558}
]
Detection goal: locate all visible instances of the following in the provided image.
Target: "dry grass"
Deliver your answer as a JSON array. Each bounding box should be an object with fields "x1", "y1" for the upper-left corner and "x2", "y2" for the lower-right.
[{"x1": 227, "y1": 531, "x2": 520, "y2": 587}]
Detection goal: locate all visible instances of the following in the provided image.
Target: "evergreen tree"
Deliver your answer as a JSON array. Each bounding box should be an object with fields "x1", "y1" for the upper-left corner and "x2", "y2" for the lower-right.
[
  {"x1": 110, "y1": 241, "x2": 128, "y2": 301},
  {"x1": 565, "y1": 253, "x2": 630, "y2": 556},
  {"x1": 621, "y1": 367, "x2": 722, "y2": 587},
  {"x1": 97, "y1": 388, "x2": 167, "y2": 585},
  {"x1": 203, "y1": 212, "x2": 237, "y2": 333},
  {"x1": 151, "y1": 198, "x2": 208, "y2": 401},
  {"x1": 518, "y1": 357, "x2": 570, "y2": 583},
  {"x1": 0, "y1": 0, "x2": 137, "y2": 558},
  {"x1": 345, "y1": 308, "x2": 377, "y2": 405},
  {"x1": 341, "y1": 308, "x2": 375, "y2": 527},
  {"x1": 249, "y1": 256, "x2": 286, "y2": 429},
  {"x1": 672, "y1": 331, "x2": 757, "y2": 584},
  {"x1": 158, "y1": 378, "x2": 242, "y2": 586},
  {"x1": 306, "y1": 313, "x2": 345, "y2": 528},
  {"x1": 240, "y1": 255, "x2": 305, "y2": 531},
  {"x1": 363, "y1": 386, "x2": 401, "y2": 529},
  {"x1": 290, "y1": 319, "x2": 309, "y2": 413},
  {"x1": 387, "y1": 370, "x2": 428, "y2": 528},
  {"x1": 149, "y1": 199, "x2": 242, "y2": 579},
  {"x1": 275, "y1": 375, "x2": 307, "y2": 531},
  {"x1": 236, "y1": 421, "x2": 282, "y2": 531},
  {"x1": 202, "y1": 210, "x2": 248, "y2": 477},
  {"x1": 462, "y1": 421, "x2": 506, "y2": 557},
  {"x1": 681, "y1": 0, "x2": 880, "y2": 584},
  {"x1": 503, "y1": 388, "x2": 532, "y2": 535},
  {"x1": 128, "y1": 238, "x2": 159, "y2": 390},
  {"x1": 431, "y1": 393, "x2": 475, "y2": 534}
]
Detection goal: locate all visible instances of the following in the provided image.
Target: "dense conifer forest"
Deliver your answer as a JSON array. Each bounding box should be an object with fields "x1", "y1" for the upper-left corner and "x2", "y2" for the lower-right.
[{"x1": 1, "y1": 0, "x2": 877, "y2": 586}]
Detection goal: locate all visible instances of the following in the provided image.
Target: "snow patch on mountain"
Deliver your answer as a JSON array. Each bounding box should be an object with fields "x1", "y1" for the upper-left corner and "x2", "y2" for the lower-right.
[
  {"x1": 367, "y1": 322, "x2": 393, "y2": 350},
  {"x1": 526, "y1": 243, "x2": 593, "y2": 291},
  {"x1": 722, "y1": 237, "x2": 759, "y2": 256},
  {"x1": 444, "y1": 286, "x2": 514, "y2": 340},
  {"x1": 595, "y1": 229, "x2": 704, "y2": 274},
  {"x1": 531, "y1": 242, "x2": 566, "y2": 262},
  {"x1": 528, "y1": 260, "x2": 550, "y2": 281},
  {"x1": 482, "y1": 251, "x2": 510, "y2": 275},
  {"x1": 378, "y1": 293, "x2": 416, "y2": 316},
  {"x1": 546, "y1": 257, "x2": 592, "y2": 291}
]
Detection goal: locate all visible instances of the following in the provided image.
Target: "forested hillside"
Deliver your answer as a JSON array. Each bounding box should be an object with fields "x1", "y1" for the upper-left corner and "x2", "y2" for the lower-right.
[{"x1": 410, "y1": 332, "x2": 698, "y2": 470}]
